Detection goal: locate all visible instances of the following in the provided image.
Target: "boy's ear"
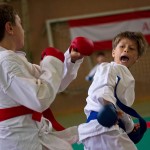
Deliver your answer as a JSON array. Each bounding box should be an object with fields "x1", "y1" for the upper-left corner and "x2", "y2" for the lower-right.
[
  {"x1": 112, "y1": 49, "x2": 115, "y2": 57},
  {"x1": 5, "y1": 22, "x2": 13, "y2": 35}
]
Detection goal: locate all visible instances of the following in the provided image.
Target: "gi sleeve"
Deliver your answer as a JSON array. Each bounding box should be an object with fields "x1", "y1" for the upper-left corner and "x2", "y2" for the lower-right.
[
  {"x1": 119, "y1": 113, "x2": 134, "y2": 133},
  {"x1": 88, "y1": 63, "x2": 117, "y2": 106},
  {"x1": 58, "y1": 49, "x2": 83, "y2": 92}
]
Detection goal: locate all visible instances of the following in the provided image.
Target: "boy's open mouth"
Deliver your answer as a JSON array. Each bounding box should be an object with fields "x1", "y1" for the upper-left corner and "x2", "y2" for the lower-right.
[{"x1": 120, "y1": 56, "x2": 129, "y2": 63}]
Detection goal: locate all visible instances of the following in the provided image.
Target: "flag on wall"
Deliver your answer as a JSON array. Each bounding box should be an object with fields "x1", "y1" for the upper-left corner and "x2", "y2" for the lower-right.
[{"x1": 68, "y1": 10, "x2": 150, "y2": 51}]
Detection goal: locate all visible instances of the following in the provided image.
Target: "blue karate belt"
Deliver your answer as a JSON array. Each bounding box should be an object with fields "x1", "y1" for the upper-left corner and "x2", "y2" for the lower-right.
[
  {"x1": 86, "y1": 111, "x2": 98, "y2": 123},
  {"x1": 115, "y1": 76, "x2": 147, "y2": 144}
]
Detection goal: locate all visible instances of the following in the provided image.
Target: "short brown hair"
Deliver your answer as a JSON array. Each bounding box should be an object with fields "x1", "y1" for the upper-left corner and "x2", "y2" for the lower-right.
[
  {"x1": 0, "y1": 3, "x2": 17, "y2": 41},
  {"x1": 112, "y1": 31, "x2": 148, "y2": 57}
]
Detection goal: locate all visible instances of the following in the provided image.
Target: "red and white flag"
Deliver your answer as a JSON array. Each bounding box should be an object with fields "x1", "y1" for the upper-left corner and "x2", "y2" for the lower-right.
[{"x1": 68, "y1": 10, "x2": 150, "y2": 51}]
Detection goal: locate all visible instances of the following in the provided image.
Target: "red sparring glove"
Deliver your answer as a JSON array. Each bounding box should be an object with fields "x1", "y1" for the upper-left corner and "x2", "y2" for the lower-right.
[
  {"x1": 69, "y1": 37, "x2": 94, "y2": 56},
  {"x1": 41, "y1": 47, "x2": 64, "y2": 62}
]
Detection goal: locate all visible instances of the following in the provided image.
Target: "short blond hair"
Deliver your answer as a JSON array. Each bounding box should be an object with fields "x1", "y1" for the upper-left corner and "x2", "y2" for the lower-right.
[{"x1": 112, "y1": 31, "x2": 148, "y2": 57}]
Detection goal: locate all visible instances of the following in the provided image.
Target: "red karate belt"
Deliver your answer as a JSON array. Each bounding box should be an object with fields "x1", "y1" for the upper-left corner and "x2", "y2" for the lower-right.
[
  {"x1": 0, "y1": 106, "x2": 65, "y2": 131},
  {"x1": 43, "y1": 108, "x2": 65, "y2": 131}
]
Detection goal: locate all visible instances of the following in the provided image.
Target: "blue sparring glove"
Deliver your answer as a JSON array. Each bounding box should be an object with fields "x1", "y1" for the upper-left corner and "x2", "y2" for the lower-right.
[
  {"x1": 41, "y1": 47, "x2": 64, "y2": 62},
  {"x1": 97, "y1": 103, "x2": 118, "y2": 128}
]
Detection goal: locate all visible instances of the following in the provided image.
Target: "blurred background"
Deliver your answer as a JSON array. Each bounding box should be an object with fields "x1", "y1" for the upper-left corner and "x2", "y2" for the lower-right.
[{"x1": 2, "y1": 0, "x2": 150, "y2": 149}]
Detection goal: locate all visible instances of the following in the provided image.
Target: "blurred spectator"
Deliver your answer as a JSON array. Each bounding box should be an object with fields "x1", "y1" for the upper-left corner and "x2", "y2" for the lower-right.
[{"x1": 85, "y1": 52, "x2": 107, "y2": 81}]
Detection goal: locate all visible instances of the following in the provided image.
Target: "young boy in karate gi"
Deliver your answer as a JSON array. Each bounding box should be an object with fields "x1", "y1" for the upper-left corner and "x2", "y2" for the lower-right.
[
  {"x1": 0, "y1": 3, "x2": 88, "y2": 150},
  {"x1": 78, "y1": 31, "x2": 148, "y2": 150}
]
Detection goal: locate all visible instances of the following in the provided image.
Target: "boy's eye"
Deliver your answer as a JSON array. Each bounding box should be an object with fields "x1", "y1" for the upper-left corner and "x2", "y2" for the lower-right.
[
  {"x1": 120, "y1": 45, "x2": 124, "y2": 48},
  {"x1": 129, "y1": 47, "x2": 135, "y2": 50}
]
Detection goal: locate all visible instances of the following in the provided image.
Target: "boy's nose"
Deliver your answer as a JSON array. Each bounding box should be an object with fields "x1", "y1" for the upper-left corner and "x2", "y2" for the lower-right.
[{"x1": 124, "y1": 48, "x2": 128, "y2": 53}]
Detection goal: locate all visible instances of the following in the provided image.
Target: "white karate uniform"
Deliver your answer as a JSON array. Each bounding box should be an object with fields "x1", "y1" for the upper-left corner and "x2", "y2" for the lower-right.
[
  {"x1": 78, "y1": 62, "x2": 137, "y2": 150},
  {"x1": 0, "y1": 46, "x2": 83, "y2": 150}
]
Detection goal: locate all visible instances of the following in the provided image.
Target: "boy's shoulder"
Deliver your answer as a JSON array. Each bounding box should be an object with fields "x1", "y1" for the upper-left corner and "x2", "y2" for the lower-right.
[
  {"x1": 111, "y1": 62, "x2": 133, "y2": 78},
  {"x1": 97, "y1": 62, "x2": 131, "y2": 75},
  {"x1": 99, "y1": 62, "x2": 127, "y2": 70},
  {"x1": 0, "y1": 49, "x2": 15, "y2": 55},
  {"x1": 0, "y1": 50, "x2": 14, "y2": 59},
  {"x1": 0, "y1": 50, "x2": 23, "y2": 64},
  {"x1": 110, "y1": 61, "x2": 129, "y2": 70}
]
